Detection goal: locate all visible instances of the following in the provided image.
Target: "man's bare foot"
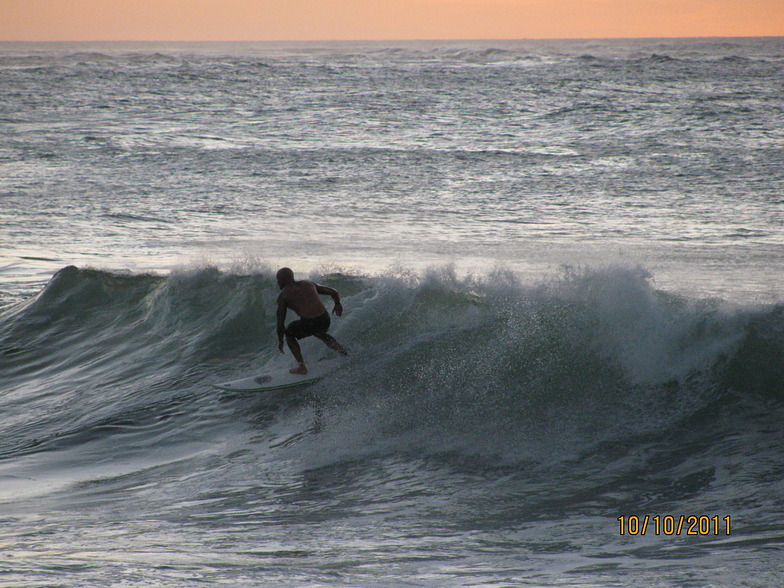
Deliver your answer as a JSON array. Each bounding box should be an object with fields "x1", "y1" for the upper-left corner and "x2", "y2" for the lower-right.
[{"x1": 289, "y1": 364, "x2": 307, "y2": 375}]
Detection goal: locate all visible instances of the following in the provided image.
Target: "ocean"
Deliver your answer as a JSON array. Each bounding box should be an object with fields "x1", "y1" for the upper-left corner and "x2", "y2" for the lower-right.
[{"x1": 1, "y1": 38, "x2": 783, "y2": 586}]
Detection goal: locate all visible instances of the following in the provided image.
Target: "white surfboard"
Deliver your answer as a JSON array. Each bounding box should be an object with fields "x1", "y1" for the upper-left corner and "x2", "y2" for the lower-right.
[{"x1": 215, "y1": 358, "x2": 345, "y2": 392}]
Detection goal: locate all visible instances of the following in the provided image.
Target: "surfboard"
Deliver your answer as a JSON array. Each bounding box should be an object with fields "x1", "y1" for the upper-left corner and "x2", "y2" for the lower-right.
[{"x1": 215, "y1": 358, "x2": 344, "y2": 392}]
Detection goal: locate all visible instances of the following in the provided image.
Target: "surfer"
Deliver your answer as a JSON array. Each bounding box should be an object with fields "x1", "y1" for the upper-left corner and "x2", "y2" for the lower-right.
[{"x1": 276, "y1": 267, "x2": 348, "y2": 375}]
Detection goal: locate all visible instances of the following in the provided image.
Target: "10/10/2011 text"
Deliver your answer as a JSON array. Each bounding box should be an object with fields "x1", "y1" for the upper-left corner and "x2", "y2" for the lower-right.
[{"x1": 618, "y1": 515, "x2": 731, "y2": 536}]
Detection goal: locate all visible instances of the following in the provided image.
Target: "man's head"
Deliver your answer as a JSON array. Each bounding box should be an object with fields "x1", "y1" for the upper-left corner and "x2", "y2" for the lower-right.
[{"x1": 276, "y1": 267, "x2": 295, "y2": 289}]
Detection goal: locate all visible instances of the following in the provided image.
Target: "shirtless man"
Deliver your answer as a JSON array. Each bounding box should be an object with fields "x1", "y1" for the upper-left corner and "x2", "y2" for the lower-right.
[{"x1": 276, "y1": 267, "x2": 348, "y2": 375}]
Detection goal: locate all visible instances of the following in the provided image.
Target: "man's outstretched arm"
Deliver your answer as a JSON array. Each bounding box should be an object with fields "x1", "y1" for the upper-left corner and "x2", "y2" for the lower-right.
[
  {"x1": 316, "y1": 284, "x2": 343, "y2": 316},
  {"x1": 276, "y1": 300, "x2": 288, "y2": 352}
]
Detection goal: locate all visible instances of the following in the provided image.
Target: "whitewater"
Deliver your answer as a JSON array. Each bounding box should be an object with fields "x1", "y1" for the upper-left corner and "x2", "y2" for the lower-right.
[{"x1": 1, "y1": 38, "x2": 783, "y2": 586}]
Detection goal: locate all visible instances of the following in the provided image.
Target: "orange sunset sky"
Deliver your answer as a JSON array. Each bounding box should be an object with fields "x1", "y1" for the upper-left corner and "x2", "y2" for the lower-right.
[{"x1": 1, "y1": 0, "x2": 782, "y2": 41}]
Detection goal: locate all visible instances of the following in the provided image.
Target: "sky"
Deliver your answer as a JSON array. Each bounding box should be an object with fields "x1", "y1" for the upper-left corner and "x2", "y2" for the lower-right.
[{"x1": 1, "y1": 0, "x2": 782, "y2": 42}]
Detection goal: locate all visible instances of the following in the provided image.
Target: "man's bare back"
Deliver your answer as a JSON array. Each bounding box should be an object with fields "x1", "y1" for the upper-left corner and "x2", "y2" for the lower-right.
[
  {"x1": 277, "y1": 280, "x2": 330, "y2": 319},
  {"x1": 275, "y1": 267, "x2": 347, "y2": 375}
]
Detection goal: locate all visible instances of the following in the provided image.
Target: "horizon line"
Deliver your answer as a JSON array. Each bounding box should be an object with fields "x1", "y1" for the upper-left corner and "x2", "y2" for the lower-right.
[{"x1": 1, "y1": 35, "x2": 783, "y2": 44}]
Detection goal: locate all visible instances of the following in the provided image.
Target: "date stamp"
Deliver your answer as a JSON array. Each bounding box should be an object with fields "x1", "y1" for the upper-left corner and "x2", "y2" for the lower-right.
[{"x1": 618, "y1": 515, "x2": 731, "y2": 536}]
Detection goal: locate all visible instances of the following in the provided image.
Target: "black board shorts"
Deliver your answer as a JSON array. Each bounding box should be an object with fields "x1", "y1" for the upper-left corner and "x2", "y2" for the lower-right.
[{"x1": 285, "y1": 312, "x2": 331, "y2": 340}]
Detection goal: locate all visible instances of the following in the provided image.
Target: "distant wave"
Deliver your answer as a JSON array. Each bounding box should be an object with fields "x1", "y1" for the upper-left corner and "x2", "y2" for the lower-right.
[{"x1": 0, "y1": 51, "x2": 184, "y2": 71}]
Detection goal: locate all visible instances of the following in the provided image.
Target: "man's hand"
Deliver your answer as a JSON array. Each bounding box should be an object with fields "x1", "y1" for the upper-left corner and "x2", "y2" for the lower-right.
[
  {"x1": 333, "y1": 302, "x2": 343, "y2": 317},
  {"x1": 278, "y1": 338, "x2": 285, "y2": 353}
]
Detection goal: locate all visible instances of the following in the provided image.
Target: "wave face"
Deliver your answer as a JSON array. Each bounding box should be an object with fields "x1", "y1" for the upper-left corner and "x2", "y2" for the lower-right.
[
  {"x1": 2, "y1": 264, "x2": 782, "y2": 463},
  {"x1": 1, "y1": 264, "x2": 783, "y2": 585}
]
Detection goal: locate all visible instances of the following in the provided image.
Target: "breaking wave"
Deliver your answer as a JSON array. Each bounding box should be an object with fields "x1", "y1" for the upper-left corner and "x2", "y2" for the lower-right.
[{"x1": 2, "y1": 264, "x2": 782, "y2": 479}]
